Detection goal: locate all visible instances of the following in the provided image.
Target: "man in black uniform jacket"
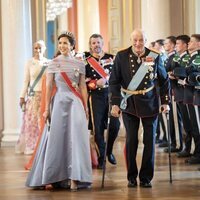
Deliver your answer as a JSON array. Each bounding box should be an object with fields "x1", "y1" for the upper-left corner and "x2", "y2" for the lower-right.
[
  {"x1": 163, "y1": 36, "x2": 183, "y2": 153},
  {"x1": 109, "y1": 29, "x2": 170, "y2": 188},
  {"x1": 154, "y1": 39, "x2": 168, "y2": 145},
  {"x1": 85, "y1": 34, "x2": 120, "y2": 169},
  {"x1": 172, "y1": 35, "x2": 193, "y2": 158},
  {"x1": 184, "y1": 34, "x2": 200, "y2": 164}
]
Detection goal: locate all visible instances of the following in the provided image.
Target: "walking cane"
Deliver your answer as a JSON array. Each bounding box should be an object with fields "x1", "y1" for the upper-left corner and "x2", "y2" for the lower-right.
[
  {"x1": 166, "y1": 110, "x2": 173, "y2": 183},
  {"x1": 101, "y1": 93, "x2": 112, "y2": 188}
]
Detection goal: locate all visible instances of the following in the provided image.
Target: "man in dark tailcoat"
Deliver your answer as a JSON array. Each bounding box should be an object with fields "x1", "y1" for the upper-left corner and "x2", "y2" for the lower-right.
[{"x1": 109, "y1": 29, "x2": 170, "y2": 188}]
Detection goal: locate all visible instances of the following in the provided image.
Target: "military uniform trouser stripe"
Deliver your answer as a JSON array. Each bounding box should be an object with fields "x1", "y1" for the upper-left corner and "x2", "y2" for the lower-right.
[
  {"x1": 194, "y1": 105, "x2": 200, "y2": 135},
  {"x1": 171, "y1": 97, "x2": 182, "y2": 148},
  {"x1": 89, "y1": 95, "x2": 100, "y2": 156}
]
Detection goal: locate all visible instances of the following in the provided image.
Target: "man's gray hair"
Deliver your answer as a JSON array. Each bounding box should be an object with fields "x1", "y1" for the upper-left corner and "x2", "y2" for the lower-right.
[{"x1": 130, "y1": 29, "x2": 147, "y2": 42}]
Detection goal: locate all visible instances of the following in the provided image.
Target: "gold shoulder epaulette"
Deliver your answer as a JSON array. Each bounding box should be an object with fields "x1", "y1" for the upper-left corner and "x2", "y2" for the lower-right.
[
  {"x1": 118, "y1": 47, "x2": 127, "y2": 51},
  {"x1": 149, "y1": 48, "x2": 160, "y2": 55}
]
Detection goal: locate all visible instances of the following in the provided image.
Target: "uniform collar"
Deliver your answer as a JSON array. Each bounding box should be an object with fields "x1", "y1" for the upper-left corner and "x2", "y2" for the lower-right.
[
  {"x1": 180, "y1": 51, "x2": 187, "y2": 58},
  {"x1": 167, "y1": 51, "x2": 176, "y2": 57},
  {"x1": 91, "y1": 51, "x2": 105, "y2": 60},
  {"x1": 131, "y1": 47, "x2": 146, "y2": 58},
  {"x1": 190, "y1": 50, "x2": 198, "y2": 57}
]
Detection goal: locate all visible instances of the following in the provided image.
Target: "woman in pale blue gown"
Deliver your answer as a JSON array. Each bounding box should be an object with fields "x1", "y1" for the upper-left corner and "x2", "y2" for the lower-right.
[{"x1": 26, "y1": 32, "x2": 92, "y2": 191}]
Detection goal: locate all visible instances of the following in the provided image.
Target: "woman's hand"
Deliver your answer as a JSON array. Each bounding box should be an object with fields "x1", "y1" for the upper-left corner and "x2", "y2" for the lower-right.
[
  {"x1": 43, "y1": 110, "x2": 50, "y2": 122},
  {"x1": 85, "y1": 108, "x2": 89, "y2": 120},
  {"x1": 19, "y1": 97, "x2": 25, "y2": 108}
]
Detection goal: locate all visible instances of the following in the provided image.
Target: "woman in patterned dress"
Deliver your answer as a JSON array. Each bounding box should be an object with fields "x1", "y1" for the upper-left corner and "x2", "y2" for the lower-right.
[{"x1": 15, "y1": 40, "x2": 48, "y2": 155}]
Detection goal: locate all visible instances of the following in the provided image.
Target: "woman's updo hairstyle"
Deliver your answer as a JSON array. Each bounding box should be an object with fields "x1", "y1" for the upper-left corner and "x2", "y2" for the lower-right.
[
  {"x1": 58, "y1": 31, "x2": 76, "y2": 50},
  {"x1": 34, "y1": 40, "x2": 46, "y2": 51}
]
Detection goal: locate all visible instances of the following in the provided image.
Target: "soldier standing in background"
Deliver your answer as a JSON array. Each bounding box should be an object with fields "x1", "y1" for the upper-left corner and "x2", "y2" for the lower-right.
[
  {"x1": 172, "y1": 35, "x2": 193, "y2": 158},
  {"x1": 163, "y1": 36, "x2": 183, "y2": 153},
  {"x1": 154, "y1": 39, "x2": 168, "y2": 146},
  {"x1": 184, "y1": 34, "x2": 200, "y2": 164}
]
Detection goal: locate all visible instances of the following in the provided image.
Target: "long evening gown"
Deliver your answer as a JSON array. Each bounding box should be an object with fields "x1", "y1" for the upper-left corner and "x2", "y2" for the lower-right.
[{"x1": 26, "y1": 55, "x2": 92, "y2": 188}]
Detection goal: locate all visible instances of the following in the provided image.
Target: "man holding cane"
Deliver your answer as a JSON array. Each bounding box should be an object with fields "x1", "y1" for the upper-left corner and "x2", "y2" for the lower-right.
[{"x1": 109, "y1": 29, "x2": 170, "y2": 188}]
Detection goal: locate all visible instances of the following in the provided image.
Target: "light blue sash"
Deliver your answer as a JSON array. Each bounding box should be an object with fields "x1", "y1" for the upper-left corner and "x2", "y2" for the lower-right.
[
  {"x1": 28, "y1": 65, "x2": 47, "y2": 96},
  {"x1": 120, "y1": 51, "x2": 158, "y2": 110}
]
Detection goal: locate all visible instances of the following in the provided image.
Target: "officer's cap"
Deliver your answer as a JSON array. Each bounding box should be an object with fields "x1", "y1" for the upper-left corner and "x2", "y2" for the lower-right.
[
  {"x1": 188, "y1": 72, "x2": 200, "y2": 86},
  {"x1": 172, "y1": 67, "x2": 187, "y2": 78}
]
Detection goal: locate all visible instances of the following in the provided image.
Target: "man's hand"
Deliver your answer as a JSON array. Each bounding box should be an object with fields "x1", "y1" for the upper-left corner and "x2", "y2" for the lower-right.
[
  {"x1": 96, "y1": 78, "x2": 107, "y2": 87},
  {"x1": 111, "y1": 105, "x2": 121, "y2": 117},
  {"x1": 160, "y1": 104, "x2": 170, "y2": 113},
  {"x1": 168, "y1": 72, "x2": 176, "y2": 80},
  {"x1": 178, "y1": 78, "x2": 186, "y2": 85}
]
